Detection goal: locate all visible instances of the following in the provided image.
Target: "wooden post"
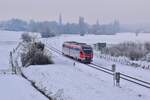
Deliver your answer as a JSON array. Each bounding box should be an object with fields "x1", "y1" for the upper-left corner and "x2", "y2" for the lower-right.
[
  {"x1": 115, "y1": 72, "x2": 120, "y2": 87},
  {"x1": 112, "y1": 64, "x2": 116, "y2": 86},
  {"x1": 10, "y1": 52, "x2": 15, "y2": 74},
  {"x1": 112, "y1": 64, "x2": 116, "y2": 72}
]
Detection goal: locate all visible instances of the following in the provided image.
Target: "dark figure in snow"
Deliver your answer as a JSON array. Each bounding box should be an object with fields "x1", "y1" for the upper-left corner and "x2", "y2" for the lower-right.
[
  {"x1": 73, "y1": 62, "x2": 76, "y2": 66},
  {"x1": 115, "y1": 72, "x2": 120, "y2": 87}
]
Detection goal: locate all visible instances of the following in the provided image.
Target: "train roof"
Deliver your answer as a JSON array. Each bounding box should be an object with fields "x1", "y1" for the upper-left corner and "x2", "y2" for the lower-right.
[
  {"x1": 64, "y1": 41, "x2": 87, "y2": 46},
  {"x1": 63, "y1": 41, "x2": 92, "y2": 50}
]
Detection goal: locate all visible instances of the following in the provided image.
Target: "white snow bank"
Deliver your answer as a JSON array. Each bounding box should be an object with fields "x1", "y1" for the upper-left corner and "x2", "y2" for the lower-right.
[{"x1": 0, "y1": 75, "x2": 48, "y2": 100}]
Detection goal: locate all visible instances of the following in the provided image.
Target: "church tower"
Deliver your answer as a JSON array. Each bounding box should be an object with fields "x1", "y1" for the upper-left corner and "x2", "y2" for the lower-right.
[{"x1": 59, "y1": 13, "x2": 62, "y2": 25}]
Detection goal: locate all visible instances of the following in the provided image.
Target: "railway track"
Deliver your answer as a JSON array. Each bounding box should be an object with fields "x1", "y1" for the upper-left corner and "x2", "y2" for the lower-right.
[{"x1": 46, "y1": 45, "x2": 150, "y2": 89}]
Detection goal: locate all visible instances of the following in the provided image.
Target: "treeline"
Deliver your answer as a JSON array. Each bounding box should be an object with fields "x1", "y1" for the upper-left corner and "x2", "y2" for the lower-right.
[{"x1": 0, "y1": 18, "x2": 120, "y2": 35}]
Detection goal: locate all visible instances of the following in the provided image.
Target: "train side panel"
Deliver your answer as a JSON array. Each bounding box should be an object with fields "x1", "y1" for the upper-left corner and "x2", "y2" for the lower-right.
[
  {"x1": 62, "y1": 46, "x2": 69, "y2": 56},
  {"x1": 63, "y1": 46, "x2": 80, "y2": 59},
  {"x1": 69, "y1": 48, "x2": 80, "y2": 59}
]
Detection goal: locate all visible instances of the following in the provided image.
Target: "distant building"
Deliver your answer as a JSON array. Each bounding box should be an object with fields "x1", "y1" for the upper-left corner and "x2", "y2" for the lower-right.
[
  {"x1": 59, "y1": 13, "x2": 62, "y2": 26},
  {"x1": 58, "y1": 13, "x2": 63, "y2": 34},
  {"x1": 78, "y1": 16, "x2": 87, "y2": 34}
]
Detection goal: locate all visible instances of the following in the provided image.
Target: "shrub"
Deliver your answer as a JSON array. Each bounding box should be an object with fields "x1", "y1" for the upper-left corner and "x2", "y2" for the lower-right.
[
  {"x1": 21, "y1": 42, "x2": 53, "y2": 67},
  {"x1": 146, "y1": 53, "x2": 150, "y2": 62},
  {"x1": 30, "y1": 50, "x2": 53, "y2": 65},
  {"x1": 144, "y1": 42, "x2": 150, "y2": 51},
  {"x1": 101, "y1": 42, "x2": 148, "y2": 61},
  {"x1": 21, "y1": 33, "x2": 32, "y2": 42}
]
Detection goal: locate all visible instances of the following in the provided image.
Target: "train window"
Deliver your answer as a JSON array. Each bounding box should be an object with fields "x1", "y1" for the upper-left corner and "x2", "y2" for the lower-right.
[
  {"x1": 83, "y1": 49, "x2": 92, "y2": 54},
  {"x1": 75, "y1": 48, "x2": 80, "y2": 51}
]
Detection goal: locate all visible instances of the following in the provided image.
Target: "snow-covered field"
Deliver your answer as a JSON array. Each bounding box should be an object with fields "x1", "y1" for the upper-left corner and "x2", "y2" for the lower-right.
[
  {"x1": 0, "y1": 31, "x2": 21, "y2": 69},
  {"x1": 43, "y1": 33, "x2": 150, "y2": 49},
  {"x1": 0, "y1": 31, "x2": 49, "y2": 100},
  {"x1": 1, "y1": 31, "x2": 150, "y2": 100},
  {"x1": 0, "y1": 75, "x2": 48, "y2": 100}
]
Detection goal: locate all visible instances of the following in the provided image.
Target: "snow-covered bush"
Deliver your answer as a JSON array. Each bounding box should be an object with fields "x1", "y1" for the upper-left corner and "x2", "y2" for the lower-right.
[
  {"x1": 144, "y1": 42, "x2": 150, "y2": 51},
  {"x1": 21, "y1": 33, "x2": 32, "y2": 42},
  {"x1": 21, "y1": 41, "x2": 53, "y2": 67},
  {"x1": 101, "y1": 42, "x2": 148, "y2": 61},
  {"x1": 146, "y1": 53, "x2": 150, "y2": 62}
]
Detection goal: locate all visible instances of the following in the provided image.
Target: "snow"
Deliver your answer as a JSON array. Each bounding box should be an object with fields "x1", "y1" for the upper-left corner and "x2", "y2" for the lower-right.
[
  {"x1": 23, "y1": 49, "x2": 150, "y2": 100},
  {"x1": 37, "y1": 33, "x2": 150, "y2": 100},
  {"x1": 0, "y1": 31, "x2": 41, "y2": 69},
  {"x1": 0, "y1": 31, "x2": 21, "y2": 41},
  {"x1": 43, "y1": 33, "x2": 150, "y2": 82},
  {"x1": 0, "y1": 31, "x2": 21, "y2": 69},
  {"x1": 1, "y1": 30, "x2": 150, "y2": 100},
  {"x1": 0, "y1": 75, "x2": 48, "y2": 100},
  {"x1": 0, "y1": 31, "x2": 48, "y2": 100},
  {"x1": 93, "y1": 57, "x2": 150, "y2": 82},
  {"x1": 43, "y1": 33, "x2": 150, "y2": 49}
]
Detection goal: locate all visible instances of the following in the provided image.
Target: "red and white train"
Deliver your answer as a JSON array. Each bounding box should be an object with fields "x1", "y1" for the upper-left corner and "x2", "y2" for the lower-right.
[{"x1": 62, "y1": 41, "x2": 93, "y2": 63}]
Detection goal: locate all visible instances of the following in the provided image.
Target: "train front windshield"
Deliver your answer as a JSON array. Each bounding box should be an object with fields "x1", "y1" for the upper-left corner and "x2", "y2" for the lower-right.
[
  {"x1": 82, "y1": 47, "x2": 93, "y2": 54},
  {"x1": 83, "y1": 50, "x2": 92, "y2": 54}
]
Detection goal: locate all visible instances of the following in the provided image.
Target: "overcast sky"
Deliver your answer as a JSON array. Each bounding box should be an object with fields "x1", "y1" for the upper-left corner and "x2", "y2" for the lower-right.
[{"x1": 0, "y1": 0, "x2": 149, "y2": 24}]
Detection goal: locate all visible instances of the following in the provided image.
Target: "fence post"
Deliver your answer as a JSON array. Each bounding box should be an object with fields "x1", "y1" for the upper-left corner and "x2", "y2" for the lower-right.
[
  {"x1": 112, "y1": 64, "x2": 116, "y2": 86},
  {"x1": 115, "y1": 72, "x2": 120, "y2": 87},
  {"x1": 10, "y1": 51, "x2": 15, "y2": 74}
]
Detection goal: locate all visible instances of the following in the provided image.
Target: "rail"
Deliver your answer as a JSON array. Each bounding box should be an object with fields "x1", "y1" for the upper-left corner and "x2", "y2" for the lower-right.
[{"x1": 47, "y1": 45, "x2": 150, "y2": 89}]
